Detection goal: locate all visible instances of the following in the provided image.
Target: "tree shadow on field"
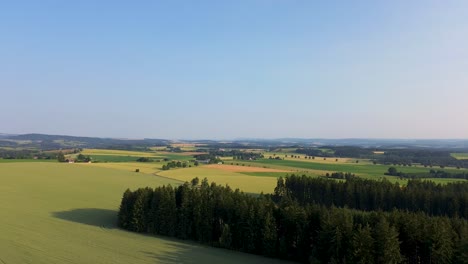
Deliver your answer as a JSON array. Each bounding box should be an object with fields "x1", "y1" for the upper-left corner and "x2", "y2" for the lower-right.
[
  {"x1": 51, "y1": 208, "x2": 118, "y2": 229},
  {"x1": 140, "y1": 239, "x2": 291, "y2": 264}
]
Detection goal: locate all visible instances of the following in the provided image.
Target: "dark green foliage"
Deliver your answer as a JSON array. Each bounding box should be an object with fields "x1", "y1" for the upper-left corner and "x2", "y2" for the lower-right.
[
  {"x1": 118, "y1": 177, "x2": 468, "y2": 263},
  {"x1": 373, "y1": 216, "x2": 402, "y2": 263},
  {"x1": 136, "y1": 157, "x2": 152, "y2": 162},
  {"x1": 278, "y1": 174, "x2": 468, "y2": 218},
  {"x1": 386, "y1": 167, "x2": 468, "y2": 180},
  {"x1": 194, "y1": 150, "x2": 263, "y2": 163},
  {"x1": 351, "y1": 224, "x2": 374, "y2": 264},
  {"x1": 161, "y1": 160, "x2": 188, "y2": 170},
  {"x1": 376, "y1": 149, "x2": 468, "y2": 168},
  {"x1": 57, "y1": 152, "x2": 66, "y2": 162},
  {"x1": 76, "y1": 154, "x2": 91, "y2": 162}
]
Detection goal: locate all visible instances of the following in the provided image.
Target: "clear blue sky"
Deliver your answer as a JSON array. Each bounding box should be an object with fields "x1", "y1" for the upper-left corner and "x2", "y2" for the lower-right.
[{"x1": 1, "y1": 1, "x2": 467, "y2": 139}]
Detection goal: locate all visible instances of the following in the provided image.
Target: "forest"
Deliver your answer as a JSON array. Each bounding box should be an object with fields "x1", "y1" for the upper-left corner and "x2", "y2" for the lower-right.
[
  {"x1": 375, "y1": 149, "x2": 468, "y2": 168},
  {"x1": 385, "y1": 167, "x2": 468, "y2": 180},
  {"x1": 118, "y1": 177, "x2": 468, "y2": 263},
  {"x1": 194, "y1": 150, "x2": 263, "y2": 162}
]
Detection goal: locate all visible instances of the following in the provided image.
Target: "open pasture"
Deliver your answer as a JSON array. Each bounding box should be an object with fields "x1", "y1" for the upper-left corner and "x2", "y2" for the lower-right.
[
  {"x1": 0, "y1": 162, "x2": 291, "y2": 264},
  {"x1": 452, "y1": 153, "x2": 468, "y2": 160}
]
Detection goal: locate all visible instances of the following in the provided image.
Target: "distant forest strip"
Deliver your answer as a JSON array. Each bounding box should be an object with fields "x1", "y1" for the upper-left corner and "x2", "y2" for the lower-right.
[
  {"x1": 278, "y1": 175, "x2": 468, "y2": 218},
  {"x1": 295, "y1": 147, "x2": 468, "y2": 169},
  {"x1": 385, "y1": 167, "x2": 468, "y2": 180},
  {"x1": 118, "y1": 178, "x2": 468, "y2": 263}
]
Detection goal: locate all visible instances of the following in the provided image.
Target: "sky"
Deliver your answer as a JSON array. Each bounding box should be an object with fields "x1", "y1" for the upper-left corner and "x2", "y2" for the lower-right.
[{"x1": 1, "y1": 1, "x2": 467, "y2": 139}]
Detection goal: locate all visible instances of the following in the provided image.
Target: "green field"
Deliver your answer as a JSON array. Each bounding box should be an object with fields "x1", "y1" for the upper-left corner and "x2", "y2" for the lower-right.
[
  {"x1": 0, "y1": 162, "x2": 290, "y2": 264},
  {"x1": 89, "y1": 154, "x2": 143, "y2": 162},
  {"x1": 452, "y1": 153, "x2": 468, "y2": 160},
  {"x1": 245, "y1": 159, "x2": 466, "y2": 176}
]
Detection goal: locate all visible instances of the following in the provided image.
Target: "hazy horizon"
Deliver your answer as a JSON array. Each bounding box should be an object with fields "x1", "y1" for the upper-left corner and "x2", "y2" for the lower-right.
[{"x1": 1, "y1": 1, "x2": 467, "y2": 139}]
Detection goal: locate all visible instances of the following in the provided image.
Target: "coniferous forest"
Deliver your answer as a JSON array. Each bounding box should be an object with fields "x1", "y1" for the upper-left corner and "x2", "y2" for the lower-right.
[{"x1": 118, "y1": 176, "x2": 468, "y2": 263}]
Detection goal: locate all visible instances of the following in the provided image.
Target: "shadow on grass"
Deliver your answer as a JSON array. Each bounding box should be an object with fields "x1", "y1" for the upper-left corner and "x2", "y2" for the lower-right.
[
  {"x1": 51, "y1": 208, "x2": 118, "y2": 228},
  {"x1": 140, "y1": 239, "x2": 291, "y2": 264}
]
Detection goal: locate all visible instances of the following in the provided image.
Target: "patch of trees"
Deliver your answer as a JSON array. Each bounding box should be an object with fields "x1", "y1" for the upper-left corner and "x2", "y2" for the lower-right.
[
  {"x1": 385, "y1": 167, "x2": 468, "y2": 180},
  {"x1": 167, "y1": 146, "x2": 183, "y2": 152},
  {"x1": 118, "y1": 178, "x2": 468, "y2": 263},
  {"x1": 75, "y1": 154, "x2": 92, "y2": 162},
  {"x1": 57, "y1": 152, "x2": 66, "y2": 162},
  {"x1": 276, "y1": 175, "x2": 468, "y2": 218},
  {"x1": 324, "y1": 172, "x2": 356, "y2": 180},
  {"x1": 332, "y1": 146, "x2": 374, "y2": 158},
  {"x1": 0, "y1": 149, "x2": 55, "y2": 160},
  {"x1": 295, "y1": 148, "x2": 328, "y2": 157},
  {"x1": 376, "y1": 149, "x2": 468, "y2": 168},
  {"x1": 296, "y1": 146, "x2": 374, "y2": 158},
  {"x1": 268, "y1": 156, "x2": 283, "y2": 160},
  {"x1": 136, "y1": 157, "x2": 153, "y2": 162},
  {"x1": 161, "y1": 161, "x2": 188, "y2": 170},
  {"x1": 199, "y1": 150, "x2": 264, "y2": 160},
  {"x1": 192, "y1": 154, "x2": 222, "y2": 164}
]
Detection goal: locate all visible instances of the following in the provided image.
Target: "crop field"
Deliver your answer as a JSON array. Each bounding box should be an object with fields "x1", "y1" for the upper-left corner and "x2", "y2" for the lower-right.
[
  {"x1": 0, "y1": 162, "x2": 291, "y2": 264},
  {"x1": 82, "y1": 161, "x2": 164, "y2": 174},
  {"x1": 78, "y1": 149, "x2": 196, "y2": 162},
  {"x1": 246, "y1": 159, "x2": 467, "y2": 176},
  {"x1": 81, "y1": 149, "x2": 159, "y2": 157},
  {"x1": 203, "y1": 164, "x2": 289, "y2": 172},
  {"x1": 452, "y1": 153, "x2": 468, "y2": 160},
  {"x1": 158, "y1": 167, "x2": 281, "y2": 193}
]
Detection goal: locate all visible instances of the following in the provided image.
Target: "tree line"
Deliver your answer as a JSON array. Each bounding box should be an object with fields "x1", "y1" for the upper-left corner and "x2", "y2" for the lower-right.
[
  {"x1": 195, "y1": 150, "x2": 263, "y2": 162},
  {"x1": 161, "y1": 160, "x2": 191, "y2": 170},
  {"x1": 118, "y1": 177, "x2": 468, "y2": 263},
  {"x1": 385, "y1": 167, "x2": 468, "y2": 180},
  {"x1": 375, "y1": 149, "x2": 468, "y2": 169},
  {"x1": 296, "y1": 146, "x2": 374, "y2": 158},
  {"x1": 277, "y1": 175, "x2": 468, "y2": 218}
]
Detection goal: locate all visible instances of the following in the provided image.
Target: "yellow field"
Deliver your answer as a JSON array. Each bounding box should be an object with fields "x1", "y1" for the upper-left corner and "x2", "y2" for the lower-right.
[
  {"x1": 81, "y1": 149, "x2": 159, "y2": 157},
  {"x1": 158, "y1": 167, "x2": 280, "y2": 193},
  {"x1": 80, "y1": 162, "x2": 163, "y2": 174},
  {"x1": 203, "y1": 164, "x2": 288, "y2": 172}
]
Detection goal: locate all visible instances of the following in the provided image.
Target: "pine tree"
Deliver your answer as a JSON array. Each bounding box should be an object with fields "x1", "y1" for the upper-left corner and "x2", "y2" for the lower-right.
[
  {"x1": 351, "y1": 224, "x2": 374, "y2": 264},
  {"x1": 117, "y1": 189, "x2": 135, "y2": 229},
  {"x1": 429, "y1": 218, "x2": 454, "y2": 264},
  {"x1": 262, "y1": 211, "x2": 277, "y2": 257},
  {"x1": 373, "y1": 216, "x2": 402, "y2": 264},
  {"x1": 219, "y1": 224, "x2": 232, "y2": 248}
]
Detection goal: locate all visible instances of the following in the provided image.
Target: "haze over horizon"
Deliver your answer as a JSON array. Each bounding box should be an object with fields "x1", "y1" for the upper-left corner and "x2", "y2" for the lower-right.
[{"x1": 1, "y1": 1, "x2": 467, "y2": 139}]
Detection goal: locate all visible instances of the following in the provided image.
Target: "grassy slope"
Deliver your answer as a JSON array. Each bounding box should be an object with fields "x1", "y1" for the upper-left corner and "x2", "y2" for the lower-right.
[{"x1": 0, "y1": 162, "x2": 290, "y2": 264}]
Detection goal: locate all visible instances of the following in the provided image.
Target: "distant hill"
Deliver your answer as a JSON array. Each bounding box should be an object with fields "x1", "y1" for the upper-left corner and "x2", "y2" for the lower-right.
[
  {"x1": 1, "y1": 133, "x2": 468, "y2": 151},
  {"x1": 0, "y1": 133, "x2": 169, "y2": 150}
]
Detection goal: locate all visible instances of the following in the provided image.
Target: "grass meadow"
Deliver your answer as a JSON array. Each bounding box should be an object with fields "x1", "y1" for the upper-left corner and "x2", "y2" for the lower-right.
[
  {"x1": 0, "y1": 162, "x2": 290, "y2": 264},
  {"x1": 452, "y1": 153, "x2": 468, "y2": 160}
]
